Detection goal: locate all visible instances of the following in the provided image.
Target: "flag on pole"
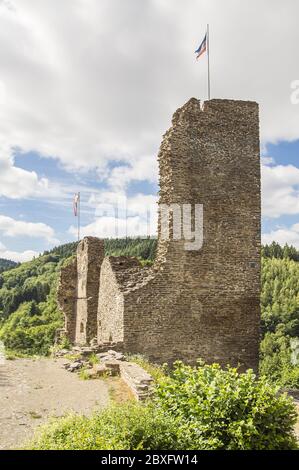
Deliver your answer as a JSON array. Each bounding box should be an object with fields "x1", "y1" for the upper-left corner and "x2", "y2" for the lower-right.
[
  {"x1": 195, "y1": 25, "x2": 211, "y2": 100},
  {"x1": 195, "y1": 32, "x2": 207, "y2": 60},
  {"x1": 73, "y1": 193, "x2": 80, "y2": 216}
]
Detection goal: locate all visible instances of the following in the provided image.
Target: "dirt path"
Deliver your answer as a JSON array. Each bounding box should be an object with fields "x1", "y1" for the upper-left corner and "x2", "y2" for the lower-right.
[{"x1": 0, "y1": 357, "x2": 124, "y2": 450}]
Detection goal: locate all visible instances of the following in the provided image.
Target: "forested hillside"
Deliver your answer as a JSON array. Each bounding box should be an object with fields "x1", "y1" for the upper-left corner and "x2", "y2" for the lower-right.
[
  {"x1": 0, "y1": 239, "x2": 298, "y2": 388},
  {"x1": 260, "y1": 243, "x2": 299, "y2": 388},
  {"x1": 0, "y1": 243, "x2": 78, "y2": 354},
  {"x1": 0, "y1": 238, "x2": 157, "y2": 355},
  {"x1": 0, "y1": 258, "x2": 18, "y2": 274}
]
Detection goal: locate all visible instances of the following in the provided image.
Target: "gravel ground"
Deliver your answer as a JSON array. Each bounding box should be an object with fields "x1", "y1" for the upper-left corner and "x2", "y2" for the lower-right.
[{"x1": 0, "y1": 357, "x2": 122, "y2": 450}]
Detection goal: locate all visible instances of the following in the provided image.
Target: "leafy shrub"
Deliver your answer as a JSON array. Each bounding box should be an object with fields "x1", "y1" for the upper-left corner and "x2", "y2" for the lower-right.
[
  {"x1": 28, "y1": 403, "x2": 180, "y2": 450},
  {"x1": 29, "y1": 362, "x2": 298, "y2": 450},
  {"x1": 260, "y1": 331, "x2": 299, "y2": 389},
  {"x1": 155, "y1": 361, "x2": 298, "y2": 450}
]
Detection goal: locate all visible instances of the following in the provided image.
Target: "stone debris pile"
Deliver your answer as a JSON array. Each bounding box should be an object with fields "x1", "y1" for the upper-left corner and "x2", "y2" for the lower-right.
[{"x1": 55, "y1": 348, "x2": 154, "y2": 400}]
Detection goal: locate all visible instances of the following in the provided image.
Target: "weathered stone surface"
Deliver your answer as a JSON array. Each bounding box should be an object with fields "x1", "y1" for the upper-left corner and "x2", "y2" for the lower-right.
[
  {"x1": 57, "y1": 258, "x2": 77, "y2": 343},
  {"x1": 104, "y1": 360, "x2": 120, "y2": 376},
  {"x1": 55, "y1": 349, "x2": 70, "y2": 358},
  {"x1": 76, "y1": 237, "x2": 105, "y2": 345},
  {"x1": 93, "y1": 364, "x2": 110, "y2": 377},
  {"x1": 58, "y1": 98, "x2": 261, "y2": 371},
  {"x1": 84, "y1": 368, "x2": 101, "y2": 379},
  {"x1": 120, "y1": 362, "x2": 154, "y2": 401},
  {"x1": 67, "y1": 361, "x2": 82, "y2": 372},
  {"x1": 96, "y1": 350, "x2": 125, "y2": 362},
  {"x1": 97, "y1": 99, "x2": 261, "y2": 370},
  {"x1": 58, "y1": 238, "x2": 104, "y2": 345},
  {"x1": 97, "y1": 256, "x2": 141, "y2": 343}
]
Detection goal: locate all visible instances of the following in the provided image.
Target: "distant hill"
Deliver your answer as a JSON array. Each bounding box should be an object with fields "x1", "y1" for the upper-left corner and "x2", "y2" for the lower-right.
[
  {"x1": 0, "y1": 238, "x2": 156, "y2": 355},
  {"x1": 0, "y1": 258, "x2": 18, "y2": 274},
  {"x1": 0, "y1": 241, "x2": 80, "y2": 355}
]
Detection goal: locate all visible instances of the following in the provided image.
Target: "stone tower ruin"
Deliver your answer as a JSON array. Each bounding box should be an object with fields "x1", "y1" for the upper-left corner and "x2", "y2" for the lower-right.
[
  {"x1": 58, "y1": 98, "x2": 261, "y2": 370},
  {"x1": 58, "y1": 237, "x2": 104, "y2": 345}
]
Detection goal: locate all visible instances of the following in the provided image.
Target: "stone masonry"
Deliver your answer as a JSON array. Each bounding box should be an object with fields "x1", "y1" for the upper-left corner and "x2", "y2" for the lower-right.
[
  {"x1": 58, "y1": 237, "x2": 104, "y2": 345},
  {"x1": 58, "y1": 98, "x2": 261, "y2": 370},
  {"x1": 57, "y1": 258, "x2": 77, "y2": 343}
]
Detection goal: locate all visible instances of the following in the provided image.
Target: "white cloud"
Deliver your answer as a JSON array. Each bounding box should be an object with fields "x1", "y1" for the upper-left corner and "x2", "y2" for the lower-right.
[
  {"x1": 262, "y1": 223, "x2": 299, "y2": 248},
  {"x1": 261, "y1": 156, "x2": 275, "y2": 166},
  {"x1": 70, "y1": 216, "x2": 153, "y2": 239},
  {"x1": 0, "y1": 214, "x2": 58, "y2": 243},
  {"x1": 0, "y1": 247, "x2": 39, "y2": 263},
  {"x1": 0, "y1": 0, "x2": 298, "y2": 253},
  {"x1": 0, "y1": 147, "x2": 49, "y2": 199},
  {"x1": 106, "y1": 156, "x2": 158, "y2": 191},
  {"x1": 71, "y1": 191, "x2": 158, "y2": 238},
  {"x1": 0, "y1": 0, "x2": 298, "y2": 186},
  {"x1": 262, "y1": 162, "x2": 299, "y2": 218},
  {"x1": 0, "y1": 238, "x2": 39, "y2": 262}
]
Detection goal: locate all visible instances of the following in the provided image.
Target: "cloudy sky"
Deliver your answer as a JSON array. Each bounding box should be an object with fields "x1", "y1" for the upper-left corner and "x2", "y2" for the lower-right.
[{"x1": 0, "y1": 0, "x2": 298, "y2": 262}]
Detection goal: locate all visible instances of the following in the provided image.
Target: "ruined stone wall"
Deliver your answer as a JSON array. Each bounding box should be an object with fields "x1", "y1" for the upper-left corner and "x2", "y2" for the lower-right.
[
  {"x1": 75, "y1": 237, "x2": 104, "y2": 344},
  {"x1": 58, "y1": 98, "x2": 261, "y2": 370},
  {"x1": 98, "y1": 98, "x2": 261, "y2": 370},
  {"x1": 58, "y1": 237, "x2": 104, "y2": 345},
  {"x1": 98, "y1": 256, "x2": 142, "y2": 344},
  {"x1": 57, "y1": 258, "x2": 77, "y2": 343}
]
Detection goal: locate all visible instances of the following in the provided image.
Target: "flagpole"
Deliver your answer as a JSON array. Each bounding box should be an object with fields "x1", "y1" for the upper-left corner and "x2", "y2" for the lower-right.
[
  {"x1": 78, "y1": 192, "x2": 80, "y2": 242},
  {"x1": 207, "y1": 23, "x2": 211, "y2": 100}
]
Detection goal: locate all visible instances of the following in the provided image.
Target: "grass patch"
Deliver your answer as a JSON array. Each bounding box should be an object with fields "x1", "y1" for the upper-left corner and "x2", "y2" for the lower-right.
[
  {"x1": 78, "y1": 367, "x2": 92, "y2": 380},
  {"x1": 4, "y1": 349, "x2": 40, "y2": 360},
  {"x1": 63, "y1": 352, "x2": 82, "y2": 362},
  {"x1": 89, "y1": 353, "x2": 99, "y2": 365},
  {"x1": 125, "y1": 354, "x2": 167, "y2": 382},
  {"x1": 108, "y1": 378, "x2": 135, "y2": 404}
]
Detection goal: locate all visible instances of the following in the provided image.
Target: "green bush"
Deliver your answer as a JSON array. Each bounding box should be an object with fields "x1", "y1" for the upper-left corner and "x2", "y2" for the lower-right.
[
  {"x1": 155, "y1": 361, "x2": 298, "y2": 450},
  {"x1": 28, "y1": 403, "x2": 181, "y2": 450},
  {"x1": 260, "y1": 331, "x2": 299, "y2": 389},
  {"x1": 28, "y1": 362, "x2": 298, "y2": 450}
]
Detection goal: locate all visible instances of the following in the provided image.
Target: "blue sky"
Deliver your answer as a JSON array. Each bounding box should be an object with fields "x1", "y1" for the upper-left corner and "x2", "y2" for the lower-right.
[
  {"x1": 262, "y1": 140, "x2": 299, "y2": 233},
  {"x1": 0, "y1": 0, "x2": 298, "y2": 261}
]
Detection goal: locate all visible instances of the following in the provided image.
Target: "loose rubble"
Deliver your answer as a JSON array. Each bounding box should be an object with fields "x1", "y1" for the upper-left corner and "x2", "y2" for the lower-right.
[{"x1": 54, "y1": 347, "x2": 154, "y2": 400}]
